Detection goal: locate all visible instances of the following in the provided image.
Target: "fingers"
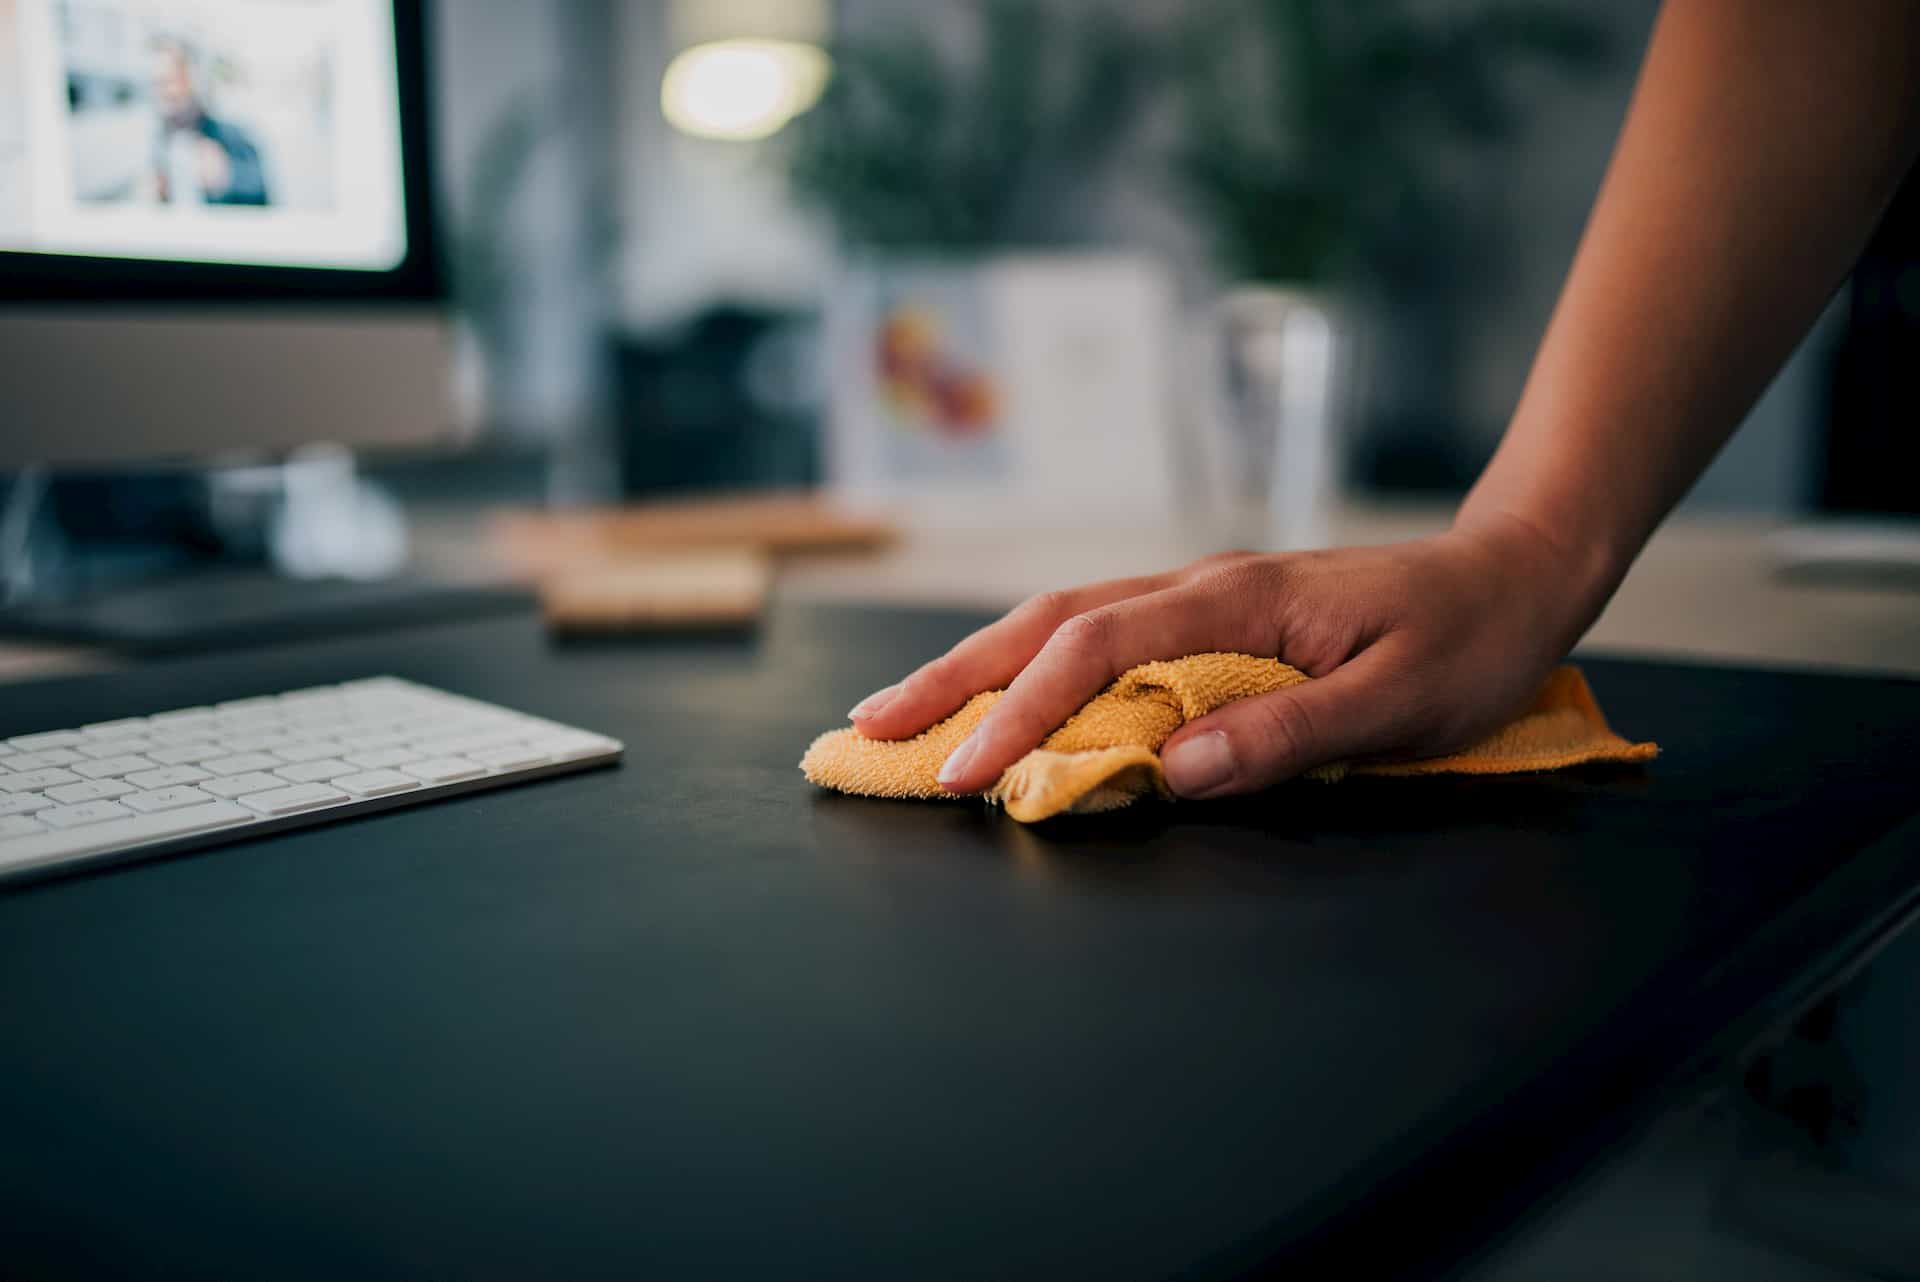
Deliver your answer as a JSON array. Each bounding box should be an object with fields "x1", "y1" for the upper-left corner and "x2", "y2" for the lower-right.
[
  {"x1": 850, "y1": 571, "x2": 1177, "y2": 740},
  {"x1": 1158, "y1": 646, "x2": 1424, "y2": 798},
  {"x1": 936, "y1": 583, "x2": 1259, "y2": 793}
]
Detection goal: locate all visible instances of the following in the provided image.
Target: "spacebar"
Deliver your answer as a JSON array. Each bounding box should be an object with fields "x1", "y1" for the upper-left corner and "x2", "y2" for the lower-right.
[{"x1": 0, "y1": 801, "x2": 254, "y2": 873}]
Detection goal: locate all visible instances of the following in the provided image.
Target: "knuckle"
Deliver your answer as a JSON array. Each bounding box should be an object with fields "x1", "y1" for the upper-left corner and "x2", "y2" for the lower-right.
[
  {"x1": 1050, "y1": 609, "x2": 1115, "y2": 660},
  {"x1": 1206, "y1": 559, "x2": 1269, "y2": 601},
  {"x1": 913, "y1": 652, "x2": 966, "y2": 691},
  {"x1": 1188, "y1": 559, "x2": 1287, "y2": 647},
  {"x1": 1194, "y1": 548, "x2": 1258, "y2": 570},
  {"x1": 1021, "y1": 589, "x2": 1078, "y2": 622},
  {"x1": 1250, "y1": 693, "x2": 1319, "y2": 773}
]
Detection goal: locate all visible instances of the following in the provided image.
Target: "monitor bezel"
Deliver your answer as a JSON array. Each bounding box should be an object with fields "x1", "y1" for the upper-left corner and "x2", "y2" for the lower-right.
[{"x1": 0, "y1": 0, "x2": 441, "y2": 303}]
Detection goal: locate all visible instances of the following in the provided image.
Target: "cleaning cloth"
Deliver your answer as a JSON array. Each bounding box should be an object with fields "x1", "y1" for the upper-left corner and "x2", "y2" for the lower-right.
[{"x1": 801, "y1": 654, "x2": 1657, "y2": 823}]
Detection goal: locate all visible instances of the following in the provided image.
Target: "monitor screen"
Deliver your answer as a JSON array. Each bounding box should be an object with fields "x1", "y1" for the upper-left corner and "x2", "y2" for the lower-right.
[{"x1": 0, "y1": 0, "x2": 408, "y2": 272}]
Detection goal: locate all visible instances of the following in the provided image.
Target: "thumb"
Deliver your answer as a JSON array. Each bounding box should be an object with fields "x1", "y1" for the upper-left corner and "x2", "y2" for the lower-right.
[{"x1": 1159, "y1": 649, "x2": 1420, "y2": 799}]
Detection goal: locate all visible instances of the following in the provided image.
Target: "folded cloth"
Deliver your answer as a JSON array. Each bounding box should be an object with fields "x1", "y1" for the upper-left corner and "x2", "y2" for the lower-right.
[{"x1": 800, "y1": 654, "x2": 1657, "y2": 823}]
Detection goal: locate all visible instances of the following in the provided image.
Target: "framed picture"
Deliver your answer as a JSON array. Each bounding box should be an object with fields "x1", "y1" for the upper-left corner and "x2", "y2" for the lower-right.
[{"x1": 825, "y1": 253, "x2": 1179, "y2": 524}]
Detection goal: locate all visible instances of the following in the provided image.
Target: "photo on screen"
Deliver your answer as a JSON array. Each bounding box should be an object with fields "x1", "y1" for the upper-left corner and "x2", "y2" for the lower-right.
[
  {"x1": 0, "y1": 0, "x2": 30, "y2": 235},
  {"x1": 58, "y1": 0, "x2": 337, "y2": 212}
]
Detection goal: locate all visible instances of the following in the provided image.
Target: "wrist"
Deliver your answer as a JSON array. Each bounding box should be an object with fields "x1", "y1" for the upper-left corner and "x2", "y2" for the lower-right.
[{"x1": 1448, "y1": 504, "x2": 1627, "y2": 654}]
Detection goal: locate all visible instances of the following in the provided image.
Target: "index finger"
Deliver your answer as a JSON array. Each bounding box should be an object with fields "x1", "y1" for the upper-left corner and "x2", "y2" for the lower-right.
[
  {"x1": 849, "y1": 571, "x2": 1177, "y2": 741},
  {"x1": 935, "y1": 582, "x2": 1256, "y2": 793}
]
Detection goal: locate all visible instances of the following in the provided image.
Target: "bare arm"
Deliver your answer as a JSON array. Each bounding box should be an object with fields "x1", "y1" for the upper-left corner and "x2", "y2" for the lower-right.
[
  {"x1": 1460, "y1": 0, "x2": 1920, "y2": 636},
  {"x1": 853, "y1": 0, "x2": 1920, "y2": 799}
]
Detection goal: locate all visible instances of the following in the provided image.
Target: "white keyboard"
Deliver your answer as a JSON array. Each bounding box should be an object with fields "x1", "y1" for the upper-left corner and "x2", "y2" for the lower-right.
[{"x1": 0, "y1": 677, "x2": 622, "y2": 884}]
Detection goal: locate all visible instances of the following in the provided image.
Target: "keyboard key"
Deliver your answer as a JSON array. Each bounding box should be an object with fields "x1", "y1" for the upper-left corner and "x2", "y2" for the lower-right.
[
  {"x1": 2, "y1": 769, "x2": 82, "y2": 793},
  {"x1": 468, "y1": 743, "x2": 552, "y2": 770},
  {"x1": 284, "y1": 700, "x2": 351, "y2": 720},
  {"x1": 283, "y1": 717, "x2": 352, "y2": 738},
  {"x1": 216, "y1": 695, "x2": 280, "y2": 712},
  {"x1": 401, "y1": 718, "x2": 476, "y2": 743},
  {"x1": 416, "y1": 730, "x2": 523, "y2": 758},
  {"x1": 77, "y1": 737, "x2": 155, "y2": 759},
  {"x1": 46, "y1": 779, "x2": 137, "y2": 804},
  {"x1": 204, "y1": 753, "x2": 284, "y2": 776},
  {"x1": 0, "y1": 802, "x2": 252, "y2": 872},
  {"x1": 200, "y1": 772, "x2": 287, "y2": 799},
  {"x1": 125, "y1": 766, "x2": 212, "y2": 791},
  {"x1": 125, "y1": 787, "x2": 216, "y2": 813},
  {"x1": 8, "y1": 749, "x2": 83, "y2": 771},
  {"x1": 345, "y1": 747, "x2": 418, "y2": 770},
  {"x1": 81, "y1": 718, "x2": 150, "y2": 736},
  {"x1": 222, "y1": 732, "x2": 297, "y2": 753},
  {"x1": 40, "y1": 801, "x2": 136, "y2": 828},
  {"x1": 0, "y1": 681, "x2": 619, "y2": 881},
  {"x1": 147, "y1": 707, "x2": 215, "y2": 728},
  {"x1": 147, "y1": 742, "x2": 224, "y2": 766},
  {"x1": 342, "y1": 730, "x2": 411, "y2": 751},
  {"x1": 214, "y1": 704, "x2": 283, "y2": 724},
  {"x1": 275, "y1": 760, "x2": 354, "y2": 784},
  {"x1": 240, "y1": 784, "x2": 349, "y2": 816},
  {"x1": 73, "y1": 755, "x2": 159, "y2": 780},
  {"x1": 0, "y1": 794, "x2": 53, "y2": 816},
  {"x1": 274, "y1": 741, "x2": 347, "y2": 763},
  {"x1": 8, "y1": 731, "x2": 85, "y2": 751},
  {"x1": 525, "y1": 732, "x2": 622, "y2": 762},
  {"x1": 402, "y1": 757, "x2": 486, "y2": 784},
  {"x1": 335, "y1": 769, "x2": 422, "y2": 797}
]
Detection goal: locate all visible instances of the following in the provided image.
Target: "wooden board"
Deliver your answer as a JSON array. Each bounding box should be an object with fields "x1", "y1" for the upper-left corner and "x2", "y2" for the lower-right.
[
  {"x1": 538, "y1": 547, "x2": 773, "y2": 632},
  {"x1": 491, "y1": 491, "x2": 896, "y2": 581}
]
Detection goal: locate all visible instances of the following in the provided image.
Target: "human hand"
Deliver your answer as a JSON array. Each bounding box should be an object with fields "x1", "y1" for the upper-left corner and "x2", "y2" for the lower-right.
[{"x1": 846, "y1": 517, "x2": 1611, "y2": 799}]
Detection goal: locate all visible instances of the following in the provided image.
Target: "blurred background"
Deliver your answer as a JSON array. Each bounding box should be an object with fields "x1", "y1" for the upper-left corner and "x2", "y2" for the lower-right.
[
  {"x1": 2, "y1": 8, "x2": 1917, "y2": 1272},
  {"x1": 437, "y1": 0, "x2": 1826, "y2": 512},
  {"x1": 3, "y1": 0, "x2": 1916, "y2": 668}
]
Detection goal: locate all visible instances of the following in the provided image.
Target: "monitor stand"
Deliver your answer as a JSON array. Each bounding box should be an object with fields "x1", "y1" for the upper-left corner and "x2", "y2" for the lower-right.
[{"x1": 0, "y1": 455, "x2": 535, "y2": 657}]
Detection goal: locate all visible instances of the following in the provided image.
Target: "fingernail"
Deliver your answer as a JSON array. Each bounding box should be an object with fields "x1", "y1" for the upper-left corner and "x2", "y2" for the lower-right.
[
  {"x1": 1163, "y1": 732, "x2": 1235, "y2": 797},
  {"x1": 937, "y1": 732, "x2": 981, "y2": 788},
  {"x1": 848, "y1": 684, "x2": 901, "y2": 721}
]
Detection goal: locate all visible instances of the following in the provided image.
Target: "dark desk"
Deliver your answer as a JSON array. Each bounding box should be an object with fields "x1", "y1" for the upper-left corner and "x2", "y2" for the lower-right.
[{"x1": 2, "y1": 606, "x2": 1918, "y2": 1281}]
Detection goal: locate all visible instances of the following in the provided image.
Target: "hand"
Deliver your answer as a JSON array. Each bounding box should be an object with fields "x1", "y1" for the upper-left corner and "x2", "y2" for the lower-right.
[{"x1": 847, "y1": 517, "x2": 1610, "y2": 799}]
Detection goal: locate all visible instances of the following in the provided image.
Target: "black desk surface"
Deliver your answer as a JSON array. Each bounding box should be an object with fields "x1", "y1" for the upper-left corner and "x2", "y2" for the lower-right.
[{"x1": 2, "y1": 605, "x2": 1918, "y2": 1281}]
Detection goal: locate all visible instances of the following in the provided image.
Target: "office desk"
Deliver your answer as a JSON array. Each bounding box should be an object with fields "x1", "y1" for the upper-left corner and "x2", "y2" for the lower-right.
[{"x1": 2, "y1": 606, "x2": 1918, "y2": 1281}]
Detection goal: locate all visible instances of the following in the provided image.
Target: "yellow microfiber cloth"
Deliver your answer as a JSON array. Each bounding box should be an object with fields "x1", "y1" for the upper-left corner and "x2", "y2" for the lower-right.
[{"x1": 800, "y1": 655, "x2": 1657, "y2": 823}]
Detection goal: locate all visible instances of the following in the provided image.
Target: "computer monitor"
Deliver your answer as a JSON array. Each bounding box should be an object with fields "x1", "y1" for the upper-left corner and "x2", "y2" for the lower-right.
[{"x1": 0, "y1": 0, "x2": 450, "y2": 468}]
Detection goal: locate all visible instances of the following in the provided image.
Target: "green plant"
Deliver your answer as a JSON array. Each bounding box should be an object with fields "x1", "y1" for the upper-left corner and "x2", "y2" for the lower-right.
[
  {"x1": 1175, "y1": 0, "x2": 1610, "y2": 286},
  {"x1": 782, "y1": 0, "x2": 1158, "y2": 251}
]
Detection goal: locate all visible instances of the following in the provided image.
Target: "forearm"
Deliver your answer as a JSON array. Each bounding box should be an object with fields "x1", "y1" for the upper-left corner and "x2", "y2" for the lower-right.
[{"x1": 1458, "y1": 0, "x2": 1920, "y2": 633}]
